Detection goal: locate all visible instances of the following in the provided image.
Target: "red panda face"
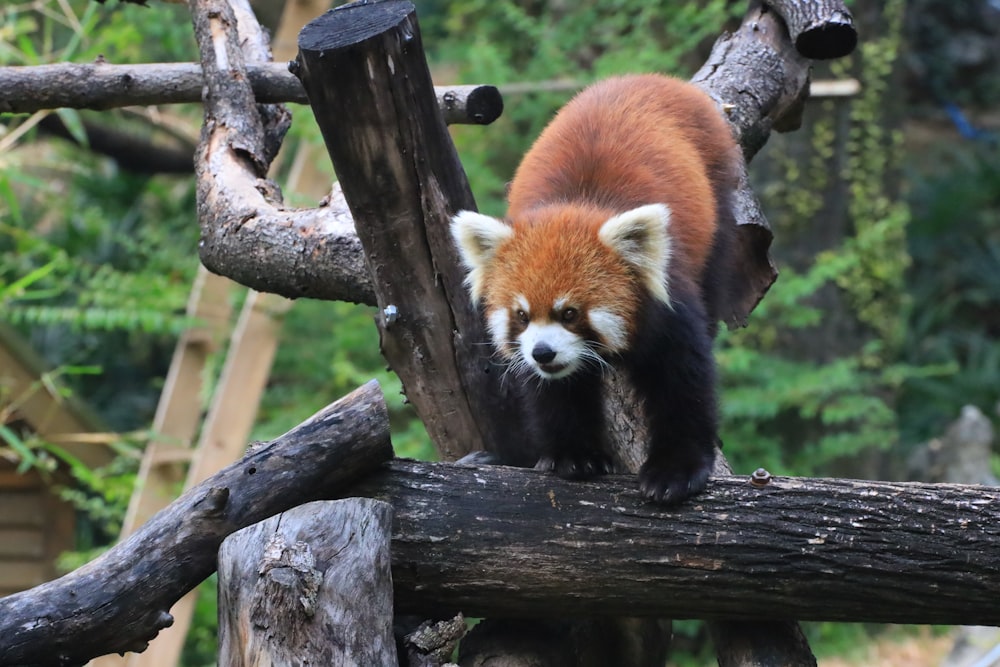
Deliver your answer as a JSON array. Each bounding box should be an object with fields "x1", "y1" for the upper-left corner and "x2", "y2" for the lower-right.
[{"x1": 451, "y1": 203, "x2": 673, "y2": 381}]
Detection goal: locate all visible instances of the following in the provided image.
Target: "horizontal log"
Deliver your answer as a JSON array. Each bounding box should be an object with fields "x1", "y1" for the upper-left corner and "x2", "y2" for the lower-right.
[
  {"x1": 0, "y1": 61, "x2": 503, "y2": 124},
  {"x1": 0, "y1": 381, "x2": 392, "y2": 667},
  {"x1": 346, "y1": 460, "x2": 1000, "y2": 626}
]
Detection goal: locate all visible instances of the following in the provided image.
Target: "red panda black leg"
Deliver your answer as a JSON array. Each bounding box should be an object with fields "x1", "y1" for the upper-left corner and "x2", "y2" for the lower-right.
[
  {"x1": 527, "y1": 371, "x2": 614, "y2": 480},
  {"x1": 627, "y1": 294, "x2": 718, "y2": 505}
]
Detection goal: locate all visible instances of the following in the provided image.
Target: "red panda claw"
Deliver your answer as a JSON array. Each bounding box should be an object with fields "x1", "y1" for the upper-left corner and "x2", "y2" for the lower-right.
[{"x1": 536, "y1": 453, "x2": 613, "y2": 481}]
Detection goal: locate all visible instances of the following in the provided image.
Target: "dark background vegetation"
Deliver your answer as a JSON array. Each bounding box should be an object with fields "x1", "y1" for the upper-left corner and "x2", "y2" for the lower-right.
[{"x1": 1, "y1": 0, "x2": 998, "y2": 663}]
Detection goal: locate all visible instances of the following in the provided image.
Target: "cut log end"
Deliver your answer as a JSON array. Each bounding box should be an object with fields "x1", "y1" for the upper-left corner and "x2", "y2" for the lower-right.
[
  {"x1": 795, "y1": 20, "x2": 858, "y2": 60},
  {"x1": 298, "y1": 0, "x2": 415, "y2": 53}
]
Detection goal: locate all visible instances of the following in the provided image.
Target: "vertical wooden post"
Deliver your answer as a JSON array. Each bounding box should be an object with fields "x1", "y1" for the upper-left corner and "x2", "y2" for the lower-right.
[
  {"x1": 292, "y1": 0, "x2": 527, "y2": 462},
  {"x1": 217, "y1": 499, "x2": 397, "y2": 666}
]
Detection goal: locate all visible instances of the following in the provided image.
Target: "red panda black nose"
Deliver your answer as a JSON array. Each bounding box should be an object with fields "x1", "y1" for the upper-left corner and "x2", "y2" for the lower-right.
[{"x1": 532, "y1": 343, "x2": 557, "y2": 364}]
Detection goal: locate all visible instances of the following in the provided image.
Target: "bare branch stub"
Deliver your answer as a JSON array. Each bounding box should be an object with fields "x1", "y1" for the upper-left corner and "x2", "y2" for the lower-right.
[{"x1": 765, "y1": 0, "x2": 858, "y2": 60}]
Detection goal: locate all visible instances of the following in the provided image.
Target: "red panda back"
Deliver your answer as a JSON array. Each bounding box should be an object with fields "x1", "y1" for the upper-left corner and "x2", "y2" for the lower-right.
[{"x1": 506, "y1": 74, "x2": 739, "y2": 284}]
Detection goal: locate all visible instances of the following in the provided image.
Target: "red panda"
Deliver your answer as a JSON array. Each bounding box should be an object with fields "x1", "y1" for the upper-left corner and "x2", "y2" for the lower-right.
[{"x1": 451, "y1": 74, "x2": 741, "y2": 504}]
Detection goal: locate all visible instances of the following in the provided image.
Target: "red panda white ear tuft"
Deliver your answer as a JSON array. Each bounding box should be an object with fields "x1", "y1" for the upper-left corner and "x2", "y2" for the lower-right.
[
  {"x1": 598, "y1": 204, "x2": 672, "y2": 304},
  {"x1": 450, "y1": 211, "x2": 515, "y2": 302}
]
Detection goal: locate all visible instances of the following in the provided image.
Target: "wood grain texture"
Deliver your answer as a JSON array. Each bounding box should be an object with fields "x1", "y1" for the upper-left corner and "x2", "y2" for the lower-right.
[
  {"x1": 218, "y1": 499, "x2": 397, "y2": 666},
  {"x1": 293, "y1": 0, "x2": 528, "y2": 461},
  {"x1": 347, "y1": 460, "x2": 1000, "y2": 626},
  {"x1": 0, "y1": 381, "x2": 391, "y2": 667},
  {"x1": 766, "y1": 0, "x2": 858, "y2": 60}
]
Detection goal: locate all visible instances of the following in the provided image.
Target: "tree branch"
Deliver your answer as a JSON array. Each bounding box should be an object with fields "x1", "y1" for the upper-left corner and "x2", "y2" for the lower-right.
[
  {"x1": 0, "y1": 61, "x2": 503, "y2": 125},
  {"x1": 0, "y1": 381, "x2": 392, "y2": 667},
  {"x1": 343, "y1": 460, "x2": 1000, "y2": 626},
  {"x1": 765, "y1": 0, "x2": 858, "y2": 60}
]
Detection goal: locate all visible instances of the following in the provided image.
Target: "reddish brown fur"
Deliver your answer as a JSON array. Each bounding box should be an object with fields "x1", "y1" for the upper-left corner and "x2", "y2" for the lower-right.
[
  {"x1": 484, "y1": 202, "x2": 643, "y2": 338},
  {"x1": 506, "y1": 74, "x2": 739, "y2": 292}
]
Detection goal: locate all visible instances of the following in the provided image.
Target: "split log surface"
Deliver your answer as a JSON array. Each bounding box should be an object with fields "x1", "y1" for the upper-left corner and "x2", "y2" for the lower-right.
[
  {"x1": 218, "y1": 498, "x2": 397, "y2": 666},
  {"x1": 292, "y1": 0, "x2": 527, "y2": 461},
  {"x1": 0, "y1": 61, "x2": 503, "y2": 124},
  {"x1": 0, "y1": 381, "x2": 391, "y2": 667},
  {"x1": 347, "y1": 460, "x2": 1000, "y2": 626}
]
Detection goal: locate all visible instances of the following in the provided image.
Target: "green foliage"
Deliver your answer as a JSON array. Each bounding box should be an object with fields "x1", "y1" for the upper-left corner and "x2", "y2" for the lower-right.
[
  {"x1": 717, "y1": 0, "x2": 919, "y2": 477},
  {"x1": 897, "y1": 141, "x2": 1000, "y2": 440},
  {"x1": 254, "y1": 298, "x2": 435, "y2": 460}
]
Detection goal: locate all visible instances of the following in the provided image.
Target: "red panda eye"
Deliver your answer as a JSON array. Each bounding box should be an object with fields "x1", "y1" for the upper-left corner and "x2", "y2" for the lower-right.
[
  {"x1": 561, "y1": 308, "x2": 578, "y2": 323},
  {"x1": 516, "y1": 309, "x2": 529, "y2": 324}
]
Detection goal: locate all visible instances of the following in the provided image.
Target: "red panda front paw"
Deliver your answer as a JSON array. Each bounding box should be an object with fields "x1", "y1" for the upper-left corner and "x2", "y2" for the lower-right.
[
  {"x1": 535, "y1": 451, "x2": 613, "y2": 480},
  {"x1": 638, "y1": 455, "x2": 712, "y2": 505}
]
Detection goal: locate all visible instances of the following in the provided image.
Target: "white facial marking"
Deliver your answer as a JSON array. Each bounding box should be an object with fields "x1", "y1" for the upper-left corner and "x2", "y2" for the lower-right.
[
  {"x1": 487, "y1": 308, "x2": 510, "y2": 351},
  {"x1": 514, "y1": 294, "x2": 530, "y2": 314},
  {"x1": 589, "y1": 308, "x2": 628, "y2": 351},
  {"x1": 553, "y1": 296, "x2": 569, "y2": 311},
  {"x1": 518, "y1": 322, "x2": 585, "y2": 380}
]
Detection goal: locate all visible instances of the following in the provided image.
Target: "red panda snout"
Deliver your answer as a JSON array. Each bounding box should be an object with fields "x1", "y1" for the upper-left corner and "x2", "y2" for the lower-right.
[
  {"x1": 485, "y1": 298, "x2": 631, "y2": 381},
  {"x1": 517, "y1": 319, "x2": 590, "y2": 379}
]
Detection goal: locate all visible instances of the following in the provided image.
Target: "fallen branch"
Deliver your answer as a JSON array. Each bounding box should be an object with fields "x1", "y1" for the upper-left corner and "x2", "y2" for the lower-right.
[{"x1": 0, "y1": 381, "x2": 391, "y2": 667}]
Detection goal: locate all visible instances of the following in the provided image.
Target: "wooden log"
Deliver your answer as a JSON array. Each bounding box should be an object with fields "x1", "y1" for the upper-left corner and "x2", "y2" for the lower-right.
[
  {"x1": 292, "y1": 0, "x2": 528, "y2": 461},
  {"x1": 343, "y1": 460, "x2": 1000, "y2": 626},
  {"x1": 765, "y1": 0, "x2": 858, "y2": 60},
  {"x1": 0, "y1": 381, "x2": 391, "y2": 667},
  {"x1": 0, "y1": 61, "x2": 502, "y2": 124},
  {"x1": 217, "y1": 499, "x2": 397, "y2": 666}
]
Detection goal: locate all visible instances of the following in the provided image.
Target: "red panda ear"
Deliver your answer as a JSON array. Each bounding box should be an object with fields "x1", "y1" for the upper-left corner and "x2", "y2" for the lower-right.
[
  {"x1": 597, "y1": 204, "x2": 672, "y2": 304},
  {"x1": 450, "y1": 210, "x2": 515, "y2": 302}
]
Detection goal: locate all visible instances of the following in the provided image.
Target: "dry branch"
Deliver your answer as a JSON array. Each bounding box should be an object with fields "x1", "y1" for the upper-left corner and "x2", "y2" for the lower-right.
[
  {"x1": 0, "y1": 61, "x2": 502, "y2": 124},
  {"x1": 345, "y1": 460, "x2": 1000, "y2": 626},
  {"x1": 0, "y1": 381, "x2": 391, "y2": 667}
]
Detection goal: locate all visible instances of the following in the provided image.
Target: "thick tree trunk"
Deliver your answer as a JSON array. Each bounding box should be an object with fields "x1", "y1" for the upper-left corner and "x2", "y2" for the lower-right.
[
  {"x1": 217, "y1": 499, "x2": 397, "y2": 666},
  {"x1": 0, "y1": 381, "x2": 391, "y2": 667}
]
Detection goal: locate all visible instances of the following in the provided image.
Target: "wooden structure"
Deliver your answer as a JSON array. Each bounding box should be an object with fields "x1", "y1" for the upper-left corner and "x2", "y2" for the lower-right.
[
  {"x1": 0, "y1": 323, "x2": 113, "y2": 597},
  {"x1": 9, "y1": 0, "x2": 955, "y2": 665}
]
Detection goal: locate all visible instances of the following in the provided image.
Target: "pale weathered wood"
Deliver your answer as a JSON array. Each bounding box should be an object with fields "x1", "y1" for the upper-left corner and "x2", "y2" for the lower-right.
[
  {"x1": 0, "y1": 61, "x2": 502, "y2": 125},
  {"x1": 0, "y1": 381, "x2": 392, "y2": 667},
  {"x1": 292, "y1": 0, "x2": 528, "y2": 461},
  {"x1": 342, "y1": 460, "x2": 1000, "y2": 626},
  {"x1": 218, "y1": 499, "x2": 397, "y2": 666}
]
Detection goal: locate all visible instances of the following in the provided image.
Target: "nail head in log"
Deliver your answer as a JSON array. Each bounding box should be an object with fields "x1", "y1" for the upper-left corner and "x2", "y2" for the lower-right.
[{"x1": 292, "y1": 0, "x2": 527, "y2": 460}]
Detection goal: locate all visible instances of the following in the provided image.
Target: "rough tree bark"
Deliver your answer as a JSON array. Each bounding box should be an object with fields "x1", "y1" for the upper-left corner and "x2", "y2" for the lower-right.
[
  {"x1": 0, "y1": 60, "x2": 503, "y2": 125},
  {"x1": 217, "y1": 499, "x2": 398, "y2": 666},
  {"x1": 341, "y1": 460, "x2": 1000, "y2": 626},
  {"x1": 766, "y1": 0, "x2": 858, "y2": 59},
  {"x1": 5, "y1": 450, "x2": 1000, "y2": 666},
  {"x1": 0, "y1": 381, "x2": 391, "y2": 667},
  {"x1": 292, "y1": 0, "x2": 527, "y2": 462}
]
